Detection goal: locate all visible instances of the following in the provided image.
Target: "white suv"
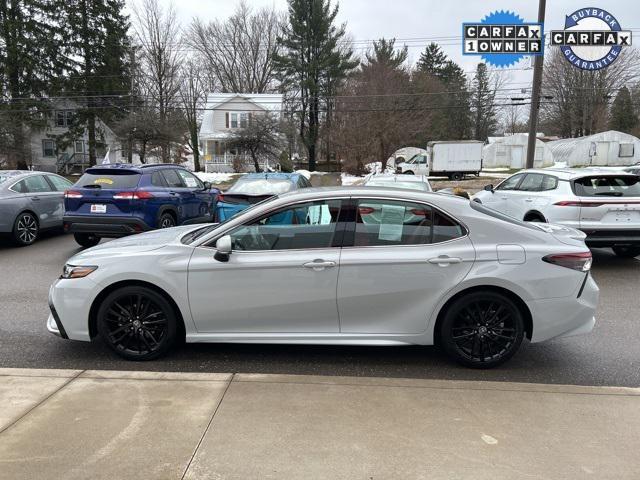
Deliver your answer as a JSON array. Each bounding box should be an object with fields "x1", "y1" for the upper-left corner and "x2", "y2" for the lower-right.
[{"x1": 473, "y1": 168, "x2": 640, "y2": 258}]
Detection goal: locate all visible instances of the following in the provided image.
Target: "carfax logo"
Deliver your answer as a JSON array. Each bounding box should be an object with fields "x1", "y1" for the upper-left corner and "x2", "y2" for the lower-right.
[
  {"x1": 550, "y1": 8, "x2": 632, "y2": 70},
  {"x1": 462, "y1": 10, "x2": 543, "y2": 67}
]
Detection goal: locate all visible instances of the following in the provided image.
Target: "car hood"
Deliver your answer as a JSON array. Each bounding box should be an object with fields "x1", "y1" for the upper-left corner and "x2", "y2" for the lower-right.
[{"x1": 68, "y1": 225, "x2": 204, "y2": 263}]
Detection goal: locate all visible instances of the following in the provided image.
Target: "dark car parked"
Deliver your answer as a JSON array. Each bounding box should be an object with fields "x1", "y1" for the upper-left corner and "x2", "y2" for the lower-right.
[
  {"x1": 0, "y1": 170, "x2": 73, "y2": 246},
  {"x1": 63, "y1": 164, "x2": 219, "y2": 247}
]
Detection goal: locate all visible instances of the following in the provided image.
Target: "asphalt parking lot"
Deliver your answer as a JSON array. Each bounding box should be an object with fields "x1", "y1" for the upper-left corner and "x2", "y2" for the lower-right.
[{"x1": 0, "y1": 231, "x2": 638, "y2": 387}]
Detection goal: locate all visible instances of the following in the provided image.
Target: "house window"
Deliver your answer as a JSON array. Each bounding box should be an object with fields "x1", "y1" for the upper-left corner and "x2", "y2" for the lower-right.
[
  {"x1": 42, "y1": 139, "x2": 56, "y2": 157},
  {"x1": 228, "y1": 112, "x2": 250, "y2": 129},
  {"x1": 55, "y1": 110, "x2": 74, "y2": 127},
  {"x1": 75, "y1": 141, "x2": 84, "y2": 153},
  {"x1": 619, "y1": 143, "x2": 634, "y2": 158},
  {"x1": 230, "y1": 113, "x2": 238, "y2": 128}
]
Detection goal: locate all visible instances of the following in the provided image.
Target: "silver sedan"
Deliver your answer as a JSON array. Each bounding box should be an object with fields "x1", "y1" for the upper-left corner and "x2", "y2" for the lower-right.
[
  {"x1": 0, "y1": 171, "x2": 73, "y2": 245},
  {"x1": 47, "y1": 187, "x2": 599, "y2": 368}
]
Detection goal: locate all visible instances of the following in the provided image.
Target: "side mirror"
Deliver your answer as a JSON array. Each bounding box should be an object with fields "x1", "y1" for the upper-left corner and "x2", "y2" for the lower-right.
[
  {"x1": 214, "y1": 235, "x2": 232, "y2": 262},
  {"x1": 202, "y1": 181, "x2": 212, "y2": 191},
  {"x1": 483, "y1": 184, "x2": 494, "y2": 192}
]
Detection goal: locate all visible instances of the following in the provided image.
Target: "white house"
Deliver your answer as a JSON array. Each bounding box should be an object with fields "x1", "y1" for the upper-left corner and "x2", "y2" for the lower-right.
[
  {"x1": 28, "y1": 99, "x2": 132, "y2": 174},
  {"x1": 198, "y1": 93, "x2": 283, "y2": 173},
  {"x1": 483, "y1": 133, "x2": 554, "y2": 169},
  {"x1": 546, "y1": 130, "x2": 640, "y2": 167}
]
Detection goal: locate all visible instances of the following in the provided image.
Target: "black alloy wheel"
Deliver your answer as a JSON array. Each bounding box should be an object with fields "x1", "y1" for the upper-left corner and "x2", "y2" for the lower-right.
[
  {"x1": 159, "y1": 212, "x2": 176, "y2": 229},
  {"x1": 13, "y1": 212, "x2": 39, "y2": 246},
  {"x1": 97, "y1": 286, "x2": 178, "y2": 360},
  {"x1": 440, "y1": 291, "x2": 524, "y2": 368},
  {"x1": 74, "y1": 233, "x2": 101, "y2": 248}
]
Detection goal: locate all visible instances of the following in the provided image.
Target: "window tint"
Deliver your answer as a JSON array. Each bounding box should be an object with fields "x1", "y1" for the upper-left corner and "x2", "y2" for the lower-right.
[
  {"x1": 353, "y1": 199, "x2": 463, "y2": 246},
  {"x1": 496, "y1": 174, "x2": 524, "y2": 191},
  {"x1": 46, "y1": 175, "x2": 73, "y2": 191},
  {"x1": 151, "y1": 171, "x2": 166, "y2": 187},
  {"x1": 77, "y1": 171, "x2": 141, "y2": 189},
  {"x1": 161, "y1": 169, "x2": 185, "y2": 188},
  {"x1": 228, "y1": 200, "x2": 342, "y2": 251},
  {"x1": 19, "y1": 175, "x2": 54, "y2": 193},
  {"x1": 573, "y1": 176, "x2": 640, "y2": 197},
  {"x1": 176, "y1": 169, "x2": 204, "y2": 189}
]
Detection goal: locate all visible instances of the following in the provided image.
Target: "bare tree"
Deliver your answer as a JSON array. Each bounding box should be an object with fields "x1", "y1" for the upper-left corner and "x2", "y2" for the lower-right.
[
  {"x1": 228, "y1": 113, "x2": 284, "y2": 172},
  {"x1": 541, "y1": 48, "x2": 640, "y2": 137},
  {"x1": 187, "y1": 1, "x2": 282, "y2": 93},
  {"x1": 132, "y1": 0, "x2": 182, "y2": 161},
  {"x1": 179, "y1": 58, "x2": 206, "y2": 171}
]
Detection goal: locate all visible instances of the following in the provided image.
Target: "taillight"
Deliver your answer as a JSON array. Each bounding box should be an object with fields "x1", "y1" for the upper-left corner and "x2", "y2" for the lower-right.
[
  {"x1": 554, "y1": 201, "x2": 603, "y2": 207},
  {"x1": 217, "y1": 194, "x2": 225, "y2": 203},
  {"x1": 64, "y1": 190, "x2": 83, "y2": 199},
  {"x1": 542, "y1": 252, "x2": 592, "y2": 272},
  {"x1": 113, "y1": 191, "x2": 154, "y2": 200}
]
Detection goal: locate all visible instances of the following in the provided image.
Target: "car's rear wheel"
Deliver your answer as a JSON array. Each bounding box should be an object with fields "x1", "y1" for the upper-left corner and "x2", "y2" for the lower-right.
[
  {"x1": 12, "y1": 212, "x2": 39, "y2": 246},
  {"x1": 440, "y1": 291, "x2": 525, "y2": 368},
  {"x1": 449, "y1": 172, "x2": 463, "y2": 181},
  {"x1": 612, "y1": 246, "x2": 640, "y2": 258},
  {"x1": 159, "y1": 212, "x2": 176, "y2": 228},
  {"x1": 74, "y1": 233, "x2": 101, "y2": 248},
  {"x1": 404, "y1": 170, "x2": 415, "y2": 175},
  {"x1": 97, "y1": 286, "x2": 178, "y2": 361}
]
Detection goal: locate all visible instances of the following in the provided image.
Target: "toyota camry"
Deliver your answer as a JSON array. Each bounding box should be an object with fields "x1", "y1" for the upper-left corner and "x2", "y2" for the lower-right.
[{"x1": 47, "y1": 187, "x2": 599, "y2": 368}]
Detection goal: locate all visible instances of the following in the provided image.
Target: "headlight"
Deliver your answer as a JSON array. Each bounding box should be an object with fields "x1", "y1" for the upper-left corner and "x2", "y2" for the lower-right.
[{"x1": 61, "y1": 265, "x2": 98, "y2": 279}]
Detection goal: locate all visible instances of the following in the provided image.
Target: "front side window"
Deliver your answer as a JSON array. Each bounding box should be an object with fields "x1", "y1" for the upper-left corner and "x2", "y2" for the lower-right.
[
  {"x1": 228, "y1": 200, "x2": 343, "y2": 251},
  {"x1": 517, "y1": 174, "x2": 544, "y2": 192},
  {"x1": 496, "y1": 173, "x2": 524, "y2": 191},
  {"x1": 42, "y1": 139, "x2": 55, "y2": 157},
  {"x1": 353, "y1": 199, "x2": 464, "y2": 247},
  {"x1": 176, "y1": 169, "x2": 204, "y2": 189}
]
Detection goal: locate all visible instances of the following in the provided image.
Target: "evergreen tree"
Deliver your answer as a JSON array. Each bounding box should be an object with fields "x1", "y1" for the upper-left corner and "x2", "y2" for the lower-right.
[
  {"x1": 364, "y1": 38, "x2": 408, "y2": 70},
  {"x1": 470, "y1": 63, "x2": 498, "y2": 141},
  {"x1": 275, "y1": 0, "x2": 357, "y2": 171},
  {"x1": 416, "y1": 43, "x2": 447, "y2": 76},
  {"x1": 610, "y1": 86, "x2": 638, "y2": 133},
  {"x1": 63, "y1": 0, "x2": 130, "y2": 166}
]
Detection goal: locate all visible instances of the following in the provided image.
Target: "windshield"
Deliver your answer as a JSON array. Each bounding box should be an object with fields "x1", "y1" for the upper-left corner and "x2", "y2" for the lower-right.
[
  {"x1": 367, "y1": 180, "x2": 430, "y2": 191},
  {"x1": 76, "y1": 170, "x2": 141, "y2": 189},
  {"x1": 573, "y1": 175, "x2": 640, "y2": 197},
  {"x1": 228, "y1": 178, "x2": 293, "y2": 195}
]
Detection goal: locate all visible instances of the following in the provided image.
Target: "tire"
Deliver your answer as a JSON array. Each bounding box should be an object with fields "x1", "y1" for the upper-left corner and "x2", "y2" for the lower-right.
[
  {"x1": 12, "y1": 212, "x2": 39, "y2": 246},
  {"x1": 159, "y1": 212, "x2": 176, "y2": 229},
  {"x1": 450, "y1": 172, "x2": 463, "y2": 181},
  {"x1": 440, "y1": 291, "x2": 525, "y2": 368},
  {"x1": 404, "y1": 170, "x2": 415, "y2": 175},
  {"x1": 524, "y1": 214, "x2": 545, "y2": 223},
  {"x1": 612, "y1": 246, "x2": 640, "y2": 258},
  {"x1": 96, "y1": 285, "x2": 178, "y2": 361},
  {"x1": 74, "y1": 233, "x2": 101, "y2": 248}
]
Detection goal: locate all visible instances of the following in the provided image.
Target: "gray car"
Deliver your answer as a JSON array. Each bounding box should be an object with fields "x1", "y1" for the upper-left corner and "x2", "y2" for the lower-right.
[{"x1": 0, "y1": 170, "x2": 73, "y2": 246}]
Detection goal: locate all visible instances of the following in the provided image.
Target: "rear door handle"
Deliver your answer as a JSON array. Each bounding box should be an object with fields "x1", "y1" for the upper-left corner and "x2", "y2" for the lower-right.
[
  {"x1": 32, "y1": 196, "x2": 40, "y2": 201},
  {"x1": 303, "y1": 260, "x2": 336, "y2": 270},
  {"x1": 525, "y1": 199, "x2": 533, "y2": 203},
  {"x1": 428, "y1": 256, "x2": 462, "y2": 266}
]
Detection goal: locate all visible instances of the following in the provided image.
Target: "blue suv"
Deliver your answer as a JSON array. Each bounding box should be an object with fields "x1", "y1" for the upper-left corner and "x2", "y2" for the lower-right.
[{"x1": 64, "y1": 164, "x2": 219, "y2": 247}]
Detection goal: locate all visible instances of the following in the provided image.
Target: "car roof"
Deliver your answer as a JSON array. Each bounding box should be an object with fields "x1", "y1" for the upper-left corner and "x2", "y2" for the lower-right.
[
  {"x1": 85, "y1": 163, "x2": 189, "y2": 174},
  {"x1": 513, "y1": 167, "x2": 639, "y2": 180},
  {"x1": 365, "y1": 174, "x2": 429, "y2": 183},
  {"x1": 275, "y1": 186, "x2": 463, "y2": 204}
]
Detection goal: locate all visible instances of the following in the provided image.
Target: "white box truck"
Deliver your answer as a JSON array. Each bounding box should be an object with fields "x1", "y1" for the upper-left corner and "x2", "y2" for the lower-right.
[{"x1": 396, "y1": 140, "x2": 483, "y2": 180}]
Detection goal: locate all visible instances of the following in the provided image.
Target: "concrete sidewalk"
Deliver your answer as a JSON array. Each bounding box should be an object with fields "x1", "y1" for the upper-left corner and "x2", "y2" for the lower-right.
[{"x1": 0, "y1": 369, "x2": 638, "y2": 480}]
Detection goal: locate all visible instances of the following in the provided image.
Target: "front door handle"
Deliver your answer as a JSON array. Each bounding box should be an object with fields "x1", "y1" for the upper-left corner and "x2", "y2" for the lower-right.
[
  {"x1": 32, "y1": 196, "x2": 41, "y2": 201},
  {"x1": 525, "y1": 198, "x2": 533, "y2": 203},
  {"x1": 303, "y1": 260, "x2": 336, "y2": 270},
  {"x1": 428, "y1": 255, "x2": 463, "y2": 266}
]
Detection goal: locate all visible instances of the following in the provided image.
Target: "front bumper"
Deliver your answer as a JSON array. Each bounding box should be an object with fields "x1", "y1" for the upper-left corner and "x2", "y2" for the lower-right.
[
  {"x1": 64, "y1": 215, "x2": 152, "y2": 237},
  {"x1": 582, "y1": 229, "x2": 640, "y2": 248},
  {"x1": 46, "y1": 278, "x2": 97, "y2": 341}
]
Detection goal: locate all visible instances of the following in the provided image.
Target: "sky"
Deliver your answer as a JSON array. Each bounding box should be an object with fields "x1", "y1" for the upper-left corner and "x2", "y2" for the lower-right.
[{"x1": 139, "y1": 0, "x2": 639, "y2": 92}]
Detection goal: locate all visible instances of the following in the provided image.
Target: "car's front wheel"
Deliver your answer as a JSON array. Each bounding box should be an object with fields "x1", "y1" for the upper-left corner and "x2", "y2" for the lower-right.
[
  {"x1": 612, "y1": 246, "x2": 640, "y2": 258},
  {"x1": 97, "y1": 285, "x2": 178, "y2": 361},
  {"x1": 12, "y1": 212, "x2": 39, "y2": 246},
  {"x1": 440, "y1": 291, "x2": 525, "y2": 368},
  {"x1": 74, "y1": 233, "x2": 101, "y2": 248},
  {"x1": 159, "y1": 212, "x2": 176, "y2": 228}
]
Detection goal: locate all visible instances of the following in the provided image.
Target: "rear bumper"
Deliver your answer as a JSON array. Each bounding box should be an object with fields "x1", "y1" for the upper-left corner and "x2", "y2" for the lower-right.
[
  {"x1": 582, "y1": 229, "x2": 640, "y2": 247},
  {"x1": 64, "y1": 215, "x2": 152, "y2": 237}
]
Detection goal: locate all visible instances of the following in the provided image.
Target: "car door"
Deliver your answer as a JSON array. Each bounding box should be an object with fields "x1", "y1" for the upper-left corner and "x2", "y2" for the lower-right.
[
  {"x1": 508, "y1": 173, "x2": 545, "y2": 220},
  {"x1": 485, "y1": 173, "x2": 525, "y2": 216},
  {"x1": 187, "y1": 198, "x2": 344, "y2": 333},
  {"x1": 44, "y1": 174, "x2": 73, "y2": 223},
  {"x1": 175, "y1": 169, "x2": 212, "y2": 222},
  {"x1": 337, "y1": 198, "x2": 474, "y2": 334},
  {"x1": 18, "y1": 175, "x2": 61, "y2": 228},
  {"x1": 160, "y1": 169, "x2": 188, "y2": 222},
  {"x1": 414, "y1": 154, "x2": 429, "y2": 175}
]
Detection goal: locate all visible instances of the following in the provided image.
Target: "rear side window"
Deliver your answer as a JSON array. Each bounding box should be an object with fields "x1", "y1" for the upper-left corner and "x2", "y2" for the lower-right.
[
  {"x1": 46, "y1": 175, "x2": 73, "y2": 191},
  {"x1": 517, "y1": 174, "x2": 558, "y2": 192},
  {"x1": 353, "y1": 199, "x2": 464, "y2": 246},
  {"x1": 573, "y1": 176, "x2": 640, "y2": 197},
  {"x1": 161, "y1": 169, "x2": 185, "y2": 188},
  {"x1": 76, "y1": 171, "x2": 140, "y2": 189},
  {"x1": 151, "y1": 171, "x2": 167, "y2": 187}
]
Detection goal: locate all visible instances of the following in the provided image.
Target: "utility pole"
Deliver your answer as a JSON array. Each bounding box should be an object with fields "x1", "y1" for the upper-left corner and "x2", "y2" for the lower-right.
[
  {"x1": 128, "y1": 46, "x2": 136, "y2": 164},
  {"x1": 526, "y1": 0, "x2": 546, "y2": 169}
]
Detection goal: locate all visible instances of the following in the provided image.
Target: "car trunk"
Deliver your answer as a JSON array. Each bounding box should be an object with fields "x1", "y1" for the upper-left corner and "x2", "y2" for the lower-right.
[{"x1": 66, "y1": 169, "x2": 142, "y2": 216}]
